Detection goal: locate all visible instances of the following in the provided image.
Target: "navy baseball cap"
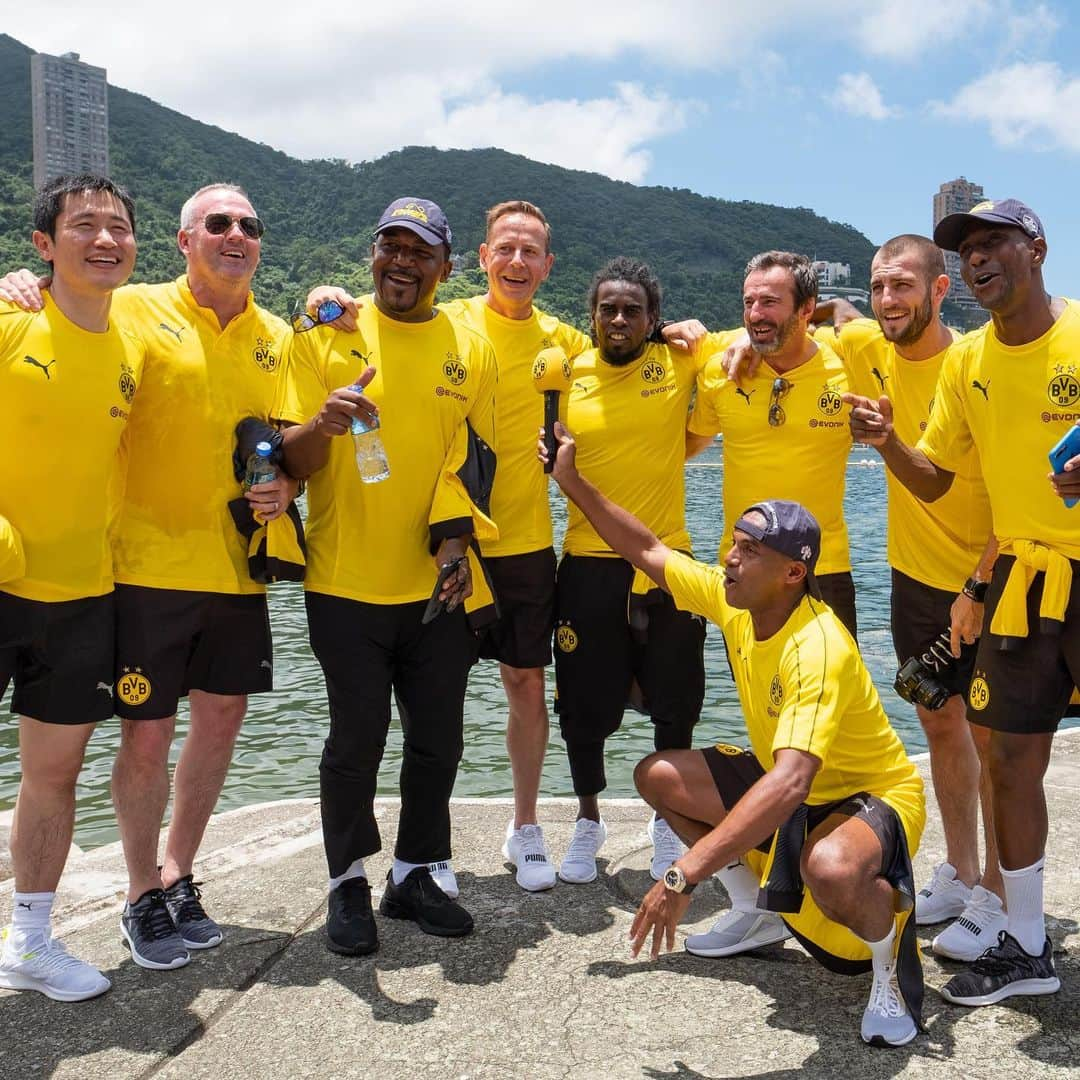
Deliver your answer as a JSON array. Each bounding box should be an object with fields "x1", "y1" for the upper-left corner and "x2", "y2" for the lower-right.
[
  {"x1": 733, "y1": 499, "x2": 822, "y2": 600},
  {"x1": 374, "y1": 197, "x2": 452, "y2": 250},
  {"x1": 933, "y1": 198, "x2": 1044, "y2": 252}
]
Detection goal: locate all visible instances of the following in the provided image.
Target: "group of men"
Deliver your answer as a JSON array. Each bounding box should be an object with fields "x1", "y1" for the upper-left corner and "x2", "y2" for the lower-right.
[{"x1": 0, "y1": 175, "x2": 1076, "y2": 1053}]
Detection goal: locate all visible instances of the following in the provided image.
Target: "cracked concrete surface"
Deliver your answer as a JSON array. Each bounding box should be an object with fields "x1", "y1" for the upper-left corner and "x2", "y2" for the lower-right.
[{"x1": 1, "y1": 733, "x2": 1078, "y2": 1079}]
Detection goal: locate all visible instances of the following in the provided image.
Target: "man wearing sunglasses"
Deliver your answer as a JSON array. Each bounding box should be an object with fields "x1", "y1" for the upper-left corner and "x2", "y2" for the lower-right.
[{"x1": 0, "y1": 182, "x2": 296, "y2": 972}]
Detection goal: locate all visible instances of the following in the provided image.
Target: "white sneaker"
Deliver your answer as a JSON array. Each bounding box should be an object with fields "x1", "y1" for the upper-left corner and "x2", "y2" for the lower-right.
[
  {"x1": 558, "y1": 818, "x2": 607, "y2": 884},
  {"x1": 426, "y1": 861, "x2": 459, "y2": 899},
  {"x1": 861, "y1": 961, "x2": 917, "y2": 1047},
  {"x1": 646, "y1": 814, "x2": 685, "y2": 882},
  {"x1": 915, "y1": 862, "x2": 972, "y2": 924},
  {"x1": 502, "y1": 822, "x2": 557, "y2": 892},
  {"x1": 685, "y1": 908, "x2": 791, "y2": 957},
  {"x1": 932, "y1": 885, "x2": 1008, "y2": 962},
  {"x1": 0, "y1": 927, "x2": 110, "y2": 1003}
]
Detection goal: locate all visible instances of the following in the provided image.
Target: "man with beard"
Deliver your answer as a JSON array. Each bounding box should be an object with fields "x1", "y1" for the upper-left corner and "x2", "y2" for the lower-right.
[
  {"x1": 846, "y1": 199, "x2": 1079, "y2": 1006},
  {"x1": 278, "y1": 198, "x2": 497, "y2": 954},
  {"x1": 553, "y1": 257, "x2": 711, "y2": 885}
]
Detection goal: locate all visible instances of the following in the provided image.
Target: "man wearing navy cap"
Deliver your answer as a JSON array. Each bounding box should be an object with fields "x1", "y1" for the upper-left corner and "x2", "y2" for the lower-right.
[
  {"x1": 847, "y1": 197, "x2": 1079, "y2": 1007},
  {"x1": 280, "y1": 197, "x2": 498, "y2": 954},
  {"x1": 541, "y1": 421, "x2": 926, "y2": 1048}
]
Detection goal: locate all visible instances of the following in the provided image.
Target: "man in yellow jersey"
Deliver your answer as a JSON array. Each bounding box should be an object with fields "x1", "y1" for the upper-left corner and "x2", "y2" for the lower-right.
[
  {"x1": 303, "y1": 203, "x2": 704, "y2": 893},
  {"x1": 541, "y1": 427, "x2": 925, "y2": 1047},
  {"x1": 0, "y1": 175, "x2": 144, "y2": 1002},
  {"x1": 0, "y1": 183, "x2": 296, "y2": 971},
  {"x1": 279, "y1": 197, "x2": 498, "y2": 955},
  {"x1": 847, "y1": 199, "x2": 1079, "y2": 1006},
  {"x1": 553, "y1": 257, "x2": 710, "y2": 885},
  {"x1": 685, "y1": 252, "x2": 859, "y2": 642}
]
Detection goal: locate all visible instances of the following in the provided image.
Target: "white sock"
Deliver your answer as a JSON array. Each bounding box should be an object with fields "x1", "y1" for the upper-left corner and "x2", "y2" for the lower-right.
[
  {"x1": 1000, "y1": 856, "x2": 1046, "y2": 956},
  {"x1": 859, "y1": 923, "x2": 897, "y2": 980},
  {"x1": 715, "y1": 859, "x2": 761, "y2": 911},
  {"x1": 392, "y1": 859, "x2": 427, "y2": 886},
  {"x1": 328, "y1": 859, "x2": 367, "y2": 891},
  {"x1": 8, "y1": 892, "x2": 54, "y2": 947}
]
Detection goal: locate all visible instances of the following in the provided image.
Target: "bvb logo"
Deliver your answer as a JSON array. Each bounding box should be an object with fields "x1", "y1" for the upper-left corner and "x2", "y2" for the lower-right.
[
  {"x1": 532, "y1": 355, "x2": 547, "y2": 380},
  {"x1": 817, "y1": 388, "x2": 842, "y2": 416},
  {"x1": 769, "y1": 675, "x2": 784, "y2": 706},
  {"x1": 118, "y1": 366, "x2": 136, "y2": 404},
  {"x1": 715, "y1": 743, "x2": 744, "y2": 756},
  {"x1": 1048, "y1": 373, "x2": 1080, "y2": 407},
  {"x1": 252, "y1": 338, "x2": 279, "y2": 373},
  {"x1": 555, "y1": 625, "x2": 578, "y2": 653},
  {"x1": 444, "y1": 355, "x2": 467, "y2": 385},
  {"x1": 116, "y1": 670, "x2": 152, "y2": 707},
  {"x1": 641, "y1": 360, "x2": 666, "y2": 384},
  {"x1": 969, "y1": 675, "x2": 990, "y2": 712}
]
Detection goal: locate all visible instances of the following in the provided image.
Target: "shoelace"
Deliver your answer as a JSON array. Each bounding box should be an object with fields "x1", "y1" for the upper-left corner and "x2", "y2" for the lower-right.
[
  {"x1": 919, "y1": 863, "x2": 957, "y2": 898},
  {"x1": 168, "y1": 879, "x2": 209, "y2": 923},
  {"x1": 19, "y1": 935, "x2": 86, "y2": 975},
  {"x1": 955, "y1": 888, "x2": 1004, "y2": 934},
  {"x1": 969, "y1": 934, "x2": 1037, "y2": 976},
  {"x1": 652, "y1": 819, "x2": 684, "y2": 863},
  {"x1": 868, "y1": 967, "x2": 905, "y2": 1018},
  {"x1": 137, "y1": 891, "x2": 181, "y2": 940},
  {"x1": 566, "y1": 822, "x2": 602, "y2": 859},
  {"x1": 516, "y1": 825, "x2": 549, "y2": 861}
]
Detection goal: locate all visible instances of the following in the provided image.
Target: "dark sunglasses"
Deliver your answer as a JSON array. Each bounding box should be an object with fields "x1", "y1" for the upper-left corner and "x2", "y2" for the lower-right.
[
  {"x1": 202, "y1": 213, "x2": 265, "y2": 239},
  {"x1": 290, "y1": 299, "x2": 345, "y2": 333},
  {"x1": 768, "y1": 377, "x2": 793, "y2": 427}
]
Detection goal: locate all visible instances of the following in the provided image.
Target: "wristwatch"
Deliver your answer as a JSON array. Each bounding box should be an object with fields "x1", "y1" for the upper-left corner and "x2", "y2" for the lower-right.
[
  {"x1": 662, "y1": 865, "x2": 696, "y2": 894},
  {"x1": 962, "y1": 576, "x2": 989, "y2": 603}
]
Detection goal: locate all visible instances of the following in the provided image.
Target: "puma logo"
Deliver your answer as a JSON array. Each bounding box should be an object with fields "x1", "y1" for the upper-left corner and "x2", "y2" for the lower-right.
[
  {"x1": 23, "y1": 354, "x2": 56, "y2": 379},
  {"x1": 871, "y1": 367, "x2": 889, "y2": 390},
  {"x1": 96, "y1": 681, "x2": 112, "y2": 693},
  {"x1": 159, "y1": 322, "x2": 185, "y2": 342},
  {"x1": 350, "y1": 349, "x2": 371, "y2": 363},
  {"x1": 971, "y1": 378, "x2": 990, "y2": 400},
  {"x1": 734, "y1": 387, "x2": 755, "y2": 405},
  {"x1": 16, "y1": 901, "x2": 33, "y2": 910}
]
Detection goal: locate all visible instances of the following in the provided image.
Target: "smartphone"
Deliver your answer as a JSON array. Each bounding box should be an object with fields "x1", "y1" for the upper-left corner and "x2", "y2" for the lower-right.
[
  {"x1": 421, "y1": 556, "x2": 466, "y2": 624},
  {"x1": 1049, "y1": 425, "x2": 1080, "y2": 509}
]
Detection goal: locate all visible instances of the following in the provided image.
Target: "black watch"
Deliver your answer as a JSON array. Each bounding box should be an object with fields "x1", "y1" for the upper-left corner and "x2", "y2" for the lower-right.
[
  {"x1": 662, "y1": 865, "x2": 696, "y2": 894},
  {"x1": 962, "y1": 576, "x2": 989, "y2": 602},
  {"x1": 649, "y1": 319, "x2": 671, "y2": 344}
]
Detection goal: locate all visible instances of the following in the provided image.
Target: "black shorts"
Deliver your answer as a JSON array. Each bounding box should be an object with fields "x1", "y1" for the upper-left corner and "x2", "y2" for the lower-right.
[
  {"x1": 701, "y1": 743, "x2": 902, "y2": 867},
  {"x1": 890, "y1": 569, "x2": 978, "y2": 701},
  {"x1": 817, "y1": 571, "x2": 858, "y2": 643},
  {"x1": 114, "y1": 584, "x2": 273, "y2": 720},
  {"x1": 966, "y1": 555, "x2": 1080, "y2": 734},
  {"x1": 0, "y1": 591, "x2": 115, "y2": 725},
  {"x1": 476, "y1": 547, "x2": 556, "y2": 669}
]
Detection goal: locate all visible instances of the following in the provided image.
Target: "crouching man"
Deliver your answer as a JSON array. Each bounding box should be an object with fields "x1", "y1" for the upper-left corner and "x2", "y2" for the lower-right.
[{"x1": 540, "y1": 421, "x2": 926, "y2": 1048}]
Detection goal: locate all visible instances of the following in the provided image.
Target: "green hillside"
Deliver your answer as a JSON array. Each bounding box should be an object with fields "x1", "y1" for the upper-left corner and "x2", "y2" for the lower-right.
[{"x1": 2, "y1": 33, "x2": 883, "y2": 328}]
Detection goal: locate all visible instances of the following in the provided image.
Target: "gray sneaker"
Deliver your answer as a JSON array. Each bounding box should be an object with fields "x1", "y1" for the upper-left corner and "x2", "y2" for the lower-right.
[
  {"x1": 121, "y1": 889, "x2": 190, "y2": 970},
  {"x1": 685, "y1": 908, "x2": 791, "y2": 957},
  {"x1": 163, "y1": 875, "x2": 223, "y2": 949}
]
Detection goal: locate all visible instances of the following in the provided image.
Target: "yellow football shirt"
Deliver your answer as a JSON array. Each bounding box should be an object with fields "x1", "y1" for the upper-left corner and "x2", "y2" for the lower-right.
[
  {"x1": 822, "y1": 319, "x2": 992, "y2": 590},
  {"x1": 108, "y1": 277, "x2": 291, "y2": 594},
  {"x1": 563, "y1": 343, "x2": 705, "y2": 556},
  {"x1": 441, "y1": 296, "x2": 590, "y2": 556},
  {"x1": 0, "y1": 295, "x2": 144, "y2": 601},
  {"x1": 919, "y1": 303, "x2": 1080, "y2": 560},
  {"x1": 688, "y1": 336, "x2": 854, "y2": 574},
  {"x1": 277, "y1": 301, "x2": 498, "y2": 603}
]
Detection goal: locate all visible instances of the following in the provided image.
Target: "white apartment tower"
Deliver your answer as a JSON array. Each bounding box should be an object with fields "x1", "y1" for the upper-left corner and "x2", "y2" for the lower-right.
[{"x1": 31, "y1": 51, "x2": 109, "y2": 188}]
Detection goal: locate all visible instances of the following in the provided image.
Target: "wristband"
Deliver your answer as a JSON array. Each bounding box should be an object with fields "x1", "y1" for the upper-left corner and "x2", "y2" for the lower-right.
[
  {"x1": 962, "y1": 577, "x2": 989, "y2": 602},
  {"x1": 649, "y1": 319, "x2": 671, "y2": 344}
]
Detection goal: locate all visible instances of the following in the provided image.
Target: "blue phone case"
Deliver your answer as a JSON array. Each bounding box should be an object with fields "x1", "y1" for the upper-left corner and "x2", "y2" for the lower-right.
[{"x1": 1049, "y1": 425, "x2": 1080, "y2": 508}]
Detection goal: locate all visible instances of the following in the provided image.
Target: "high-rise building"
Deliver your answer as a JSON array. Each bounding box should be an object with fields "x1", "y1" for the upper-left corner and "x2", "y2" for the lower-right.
[
  {"x1": 933, "y1": 177, "x2": 984, "y2": 314},
  {"x1": 31, "y1": 51, "x2": 109, "y2": 188}
]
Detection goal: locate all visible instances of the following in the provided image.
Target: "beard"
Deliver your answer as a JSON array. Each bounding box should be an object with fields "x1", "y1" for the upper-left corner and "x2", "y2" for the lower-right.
[
  {"x1": 880, "y1": 292, "x2": 934, "y2": 347},
  {"x1": 750, "y1": 310, "x2": 800, "y2": 356}
]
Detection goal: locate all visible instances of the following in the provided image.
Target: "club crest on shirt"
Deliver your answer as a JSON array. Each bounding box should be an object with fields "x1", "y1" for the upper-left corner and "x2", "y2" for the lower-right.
[
  {"x1": 116, "y1": 666, "x2": 152, "y2": 707},
  {"x1": 968, "y1": 672, "x2": 990, "y2": 712},
  {"x1": 641, "y1": 359, "x2": 666, "y2": 385},
  {"x1": 817, "y1": 387, "x2": 842, "y2": 416},
  {"x1": 252, "y1": 337, "x2": 280, "y2": 373},
  {"x1": 555, "y1": 623, "x2": 578, "y2": 653},
  {"x1": 444, "y1": 353, "x2": 468, "y2": 386},
  {"x1": 118, "y1": 360, "x2": 137, "y2": 404},
  {"x1": 1048, "y1": 365, "x2": 1079, "y2": 407},
  {"x1": 769, "y1": 674, "x2": 784, "y2": 707}
]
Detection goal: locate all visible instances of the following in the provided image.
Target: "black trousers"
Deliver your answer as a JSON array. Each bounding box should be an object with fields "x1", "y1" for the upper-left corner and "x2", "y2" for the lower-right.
[{"x1": 306, "y1": 591, "x2": 478, "y2": 877}]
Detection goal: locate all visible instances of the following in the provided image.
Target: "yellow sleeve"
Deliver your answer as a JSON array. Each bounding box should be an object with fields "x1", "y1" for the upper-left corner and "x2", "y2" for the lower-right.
[
  {"x1": 0, "y1": 512, "x2": 26, "y2": 584},
  {"x1": 663, "y1": 550, "x2": 737, "y2": 630},
  {"x1": 275, "y1": 329, "x2": 328, "y2": 425},
  {"x1": 687, "y1": 352, "x2": 726, "y2": 436},
  {"x1": 554, "y1": 320, "x2": 593, "y2": 359},
  {"x1": 916, "y1": 345, "x2": 973, "y2": 472}
]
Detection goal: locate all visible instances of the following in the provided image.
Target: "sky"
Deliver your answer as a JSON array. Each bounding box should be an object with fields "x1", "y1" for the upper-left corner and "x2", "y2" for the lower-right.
[{"x1": 10, "y1": 1, "x2": 1080, "y2": 294}]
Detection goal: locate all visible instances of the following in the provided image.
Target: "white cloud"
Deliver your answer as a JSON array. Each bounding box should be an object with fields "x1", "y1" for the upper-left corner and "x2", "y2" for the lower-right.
[
  {"x1": 935, "y1": 61, "x2": 1080, "y2": 152},
  {"x1": 828, "y1": 73, "x2": 901, "y2": 120}
]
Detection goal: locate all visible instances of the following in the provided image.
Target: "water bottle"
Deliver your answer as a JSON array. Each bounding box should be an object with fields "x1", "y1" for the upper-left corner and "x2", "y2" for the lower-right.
[
  {"x1": 350, "y1": 386, "x2": 390, "y2": 483},
  {"x1": 243, "y1": 441, "x2": 277, "y2": 490}
]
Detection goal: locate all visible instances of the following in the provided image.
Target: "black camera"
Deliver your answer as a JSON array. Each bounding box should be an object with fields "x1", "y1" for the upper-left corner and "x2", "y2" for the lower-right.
[{"x1": 894, "y1": 627, "x2": 954, "y2": 711}]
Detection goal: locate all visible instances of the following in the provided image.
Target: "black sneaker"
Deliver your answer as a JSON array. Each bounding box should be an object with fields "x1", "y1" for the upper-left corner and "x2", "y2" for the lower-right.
[
  {"x1": 327, "y1": 878, "x2": 378, "y2": 956},
  {"x1": 121, "y1": 889, "x2": 190, "y2": 970},
  {"x1": 163, "y1": 875, "x2": 223, "y2": 950},
  {"x1": 379, "y1": 868, "x2": 474, "y2": 937},
  {"x1": 939, "y1": 931, "x2": 1060, "y2": 1006}
]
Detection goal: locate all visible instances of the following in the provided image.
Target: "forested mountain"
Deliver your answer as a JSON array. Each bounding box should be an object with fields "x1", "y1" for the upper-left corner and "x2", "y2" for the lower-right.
[{"x1": 2, "y1": 33, "x2": 885, "y2": 328}]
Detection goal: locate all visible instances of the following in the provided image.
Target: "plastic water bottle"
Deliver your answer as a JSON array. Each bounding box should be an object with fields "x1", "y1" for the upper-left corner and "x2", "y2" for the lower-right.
[
  {"x1": 243, "y1": 441, "x2": 277, "y2": 490},
  {"x1": 350, "y1": 387, "x2": 390, "y2": 483}
]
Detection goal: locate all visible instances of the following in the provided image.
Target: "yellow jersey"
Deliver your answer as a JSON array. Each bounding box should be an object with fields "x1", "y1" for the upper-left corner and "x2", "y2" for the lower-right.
[
  {"x1": 0, "y1": 295, "x2": 144, "y2": 602},
  {"x1": 277, "y1": 301, "x2": 498, "y2": 603}
]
